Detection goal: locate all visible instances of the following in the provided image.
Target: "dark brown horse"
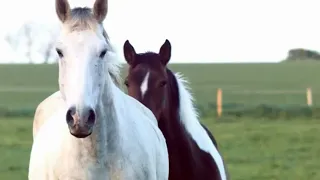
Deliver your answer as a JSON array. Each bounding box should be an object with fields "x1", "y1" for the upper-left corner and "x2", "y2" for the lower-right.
[{"x1": 123, "y1": 39, "x2": 228, "y2": 180}]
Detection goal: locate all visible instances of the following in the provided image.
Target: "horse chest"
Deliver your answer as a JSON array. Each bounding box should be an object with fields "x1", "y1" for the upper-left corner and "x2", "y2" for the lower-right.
[{"x1": 55, "y1": 160, "x2": 108, "y2": 180}]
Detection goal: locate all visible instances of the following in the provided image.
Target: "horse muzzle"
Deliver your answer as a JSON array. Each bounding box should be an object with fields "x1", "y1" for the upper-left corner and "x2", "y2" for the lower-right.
[{"x1": 66, "y1": 106, "x2": 96, "y2": 138}]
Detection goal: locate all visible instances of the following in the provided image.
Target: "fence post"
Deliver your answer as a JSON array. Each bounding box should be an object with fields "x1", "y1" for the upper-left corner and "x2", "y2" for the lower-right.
[
  {"x1": 307, "y1": 88, "x2": 312, "y2": 106},
  {"x1": 217, "y1": 88, "x2": 222, "y2": 118}
]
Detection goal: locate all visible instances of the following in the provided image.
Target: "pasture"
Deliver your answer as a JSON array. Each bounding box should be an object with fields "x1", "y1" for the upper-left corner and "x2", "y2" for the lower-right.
[
  {"x1": 1, "y1": 117, "x2": 320, "y2": 180},
  {"x1": 1, "y1": 62, "x2": 320, "y2": 112},
  {"x1": 0, "y1": 62, "x2": 320, "y2": 179}
]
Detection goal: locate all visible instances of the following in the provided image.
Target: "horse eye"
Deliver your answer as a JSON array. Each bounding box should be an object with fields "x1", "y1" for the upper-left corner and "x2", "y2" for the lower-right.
[
  {"x1": 159, "y1": 81, "x2": 167, "y2": 87},
  {"x1": 124, "y1": 79, "x2": 129, "y2": 87},
  {"x1": 99, "y1": 49, "x2": 107, "y2": 58},
  {"x1": 56, "y1": 48, "x2": 63, "y2": 58}
]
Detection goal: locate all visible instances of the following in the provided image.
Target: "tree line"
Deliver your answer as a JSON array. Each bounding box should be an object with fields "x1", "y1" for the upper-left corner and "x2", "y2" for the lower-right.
[{"x1": 284, "y1": 48, "x2": 320, "y2": 62}]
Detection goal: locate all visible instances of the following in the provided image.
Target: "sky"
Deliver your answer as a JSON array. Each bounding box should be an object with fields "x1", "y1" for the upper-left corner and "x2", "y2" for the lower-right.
[{"x1": 1, "y1": 0, "x2": 320, "y2": 63}]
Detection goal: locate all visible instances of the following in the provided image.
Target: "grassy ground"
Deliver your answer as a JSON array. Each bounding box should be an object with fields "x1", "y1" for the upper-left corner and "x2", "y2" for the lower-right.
[
  {"x1": 0, "y1": 118, "x2": 32, "y2": 179},
  {"x1": 0, "y1": 63, "x2": 319, "y2": 179},
  {"x1": 1, "y1": 117, "x2": 319, "y2": 180},
  {"x1": 1, "y1": 62, "x2": 320, "y2": 111}
]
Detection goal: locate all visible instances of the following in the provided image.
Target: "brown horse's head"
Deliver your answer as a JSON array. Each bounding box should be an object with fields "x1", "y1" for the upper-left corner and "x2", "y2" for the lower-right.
[{"x1": 123, "y1": 40, "x2": 171, "y2": 119}]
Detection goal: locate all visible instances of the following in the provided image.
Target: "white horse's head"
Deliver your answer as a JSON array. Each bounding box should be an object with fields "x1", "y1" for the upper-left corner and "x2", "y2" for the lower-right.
[{"x1": 55, "y1": 0, "x2": 110, "y2": 138}]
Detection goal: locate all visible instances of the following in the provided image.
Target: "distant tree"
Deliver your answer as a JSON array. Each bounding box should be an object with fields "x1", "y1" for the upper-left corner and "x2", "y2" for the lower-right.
[
  {"x1": 5, "y1": 21, "x2": 59, "y2": 64},
  {"x1": 5, "y1": 22, "x2": 35, "y2": 63},
  {"x1": 23, "y1": 23, "x2": 33, "y2": 63},
  {"x1": 4, "y1": 34, "x2": 17, "y2": 50},
  {"x1": 43, "y1": 41, "x2": 56, "y2": 63},
  {"x1": 39, "y1": 29, "x2": 59, "y2": 64},
  {"x1": 284, "y1": 48, "x2": 320, "y2": 62}
]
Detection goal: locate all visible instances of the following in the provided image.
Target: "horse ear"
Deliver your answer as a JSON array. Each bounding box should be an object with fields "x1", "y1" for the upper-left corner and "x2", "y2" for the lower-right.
[
  {"x1": 123, "y1": 40, "x2": 136, "y2": 65},
  {"x1": 159, "y1": 39, "x2": 171, "y2": 65},
  {"x1": 93, "y1": 0, "x2": 108, "y2": 23},
  {"x1": 55, "y1": 0, "x2": 71, "y2": 22}
]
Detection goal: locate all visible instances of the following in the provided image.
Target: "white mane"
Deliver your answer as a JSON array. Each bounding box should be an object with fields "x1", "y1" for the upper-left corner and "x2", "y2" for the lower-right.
[
  {"x1": 103, "y1": 39, "x2": 123, "y2": 88},
  {"x1": 174, "y1": 72, "x2": 227, "y2": 180}
]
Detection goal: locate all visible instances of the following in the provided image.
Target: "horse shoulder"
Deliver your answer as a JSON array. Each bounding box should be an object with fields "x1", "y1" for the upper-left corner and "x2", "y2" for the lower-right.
[
  {"x1": 33, "y1": 91, "x2": 64, "y2": 138},
  {"x1": 29, "y1": 110, "x2": 67, "y2": 179},
  {"x1": 28, "y1": 130, "x2": 51, "y2": 180}
]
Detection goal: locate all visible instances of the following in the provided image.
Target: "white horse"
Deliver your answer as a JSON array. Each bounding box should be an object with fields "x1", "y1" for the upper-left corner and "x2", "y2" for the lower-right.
[{"x1": 28, "y1": 0, "x2": 169, "y2": 179}]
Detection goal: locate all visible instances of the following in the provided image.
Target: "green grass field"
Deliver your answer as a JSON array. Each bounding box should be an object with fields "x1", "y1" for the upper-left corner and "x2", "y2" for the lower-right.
[
  {"x1": 1, "y1": 117, "x2": 320, "y2": 180},
  {"x1": 0, "y1": 63, "x2": 320, "y2": 179},
  {"x1": 1, "y1": 62, "x2": 320, "y2": 112}
]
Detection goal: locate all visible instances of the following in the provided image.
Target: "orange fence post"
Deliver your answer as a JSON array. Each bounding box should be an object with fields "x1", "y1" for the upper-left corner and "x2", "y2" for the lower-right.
[
  {"x1": 307, "y1": 88, "x2": 312, "y2": 106},
  {"x1": 217, "y1": 88, "x2": 222, "y2": 118}
]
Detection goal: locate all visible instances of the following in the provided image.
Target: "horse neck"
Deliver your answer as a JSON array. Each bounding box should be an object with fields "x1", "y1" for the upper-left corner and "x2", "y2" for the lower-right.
[{"x1": 98, "y1": 74, "x2": 120, "y2": 150}]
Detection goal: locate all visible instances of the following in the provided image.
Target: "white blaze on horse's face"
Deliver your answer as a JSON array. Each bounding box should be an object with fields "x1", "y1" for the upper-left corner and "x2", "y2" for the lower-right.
[
  {"x1": 56, "y1": 25, "x2": 108, "y2": 138},
  {"x1": 140, "y1": 71, "x2": 150, "y2": 98}
]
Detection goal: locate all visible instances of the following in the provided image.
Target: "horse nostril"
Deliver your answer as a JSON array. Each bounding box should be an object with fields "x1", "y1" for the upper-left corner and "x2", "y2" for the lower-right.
[
  {"x1": 66, "y1": 106, "x2": 76, "y2": 125},
  {"x1": 87, "y1": 109, "x2": 96, "y2": 125}
]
